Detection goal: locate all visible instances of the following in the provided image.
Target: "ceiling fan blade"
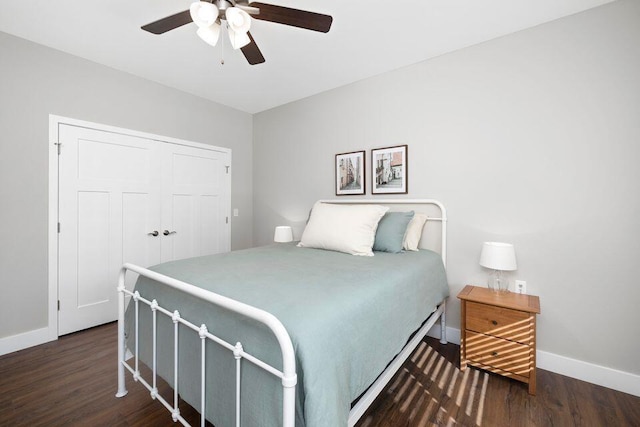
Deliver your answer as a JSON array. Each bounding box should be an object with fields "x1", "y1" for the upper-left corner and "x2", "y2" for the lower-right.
[
  {"x1": 248, "y1": 2, "x2": 332, "y2": 33},
  {"x1": 241, "y1": 32, "x2": 266, "y2": 65},
  {"x1": 141, "y1": 10, "x2": 192, "y2": 34}
]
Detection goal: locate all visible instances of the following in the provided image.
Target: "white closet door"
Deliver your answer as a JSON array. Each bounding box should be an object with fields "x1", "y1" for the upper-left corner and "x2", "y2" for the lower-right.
[
  {"x1": 160, "y1": 143, "x2": 230, "y2": 263},
  {"x1": 57, "y1": 123, "x2": 230, "y2": 336},
  {"x1": 58, "y1": 125, "x2": 162, "y2": 335}
]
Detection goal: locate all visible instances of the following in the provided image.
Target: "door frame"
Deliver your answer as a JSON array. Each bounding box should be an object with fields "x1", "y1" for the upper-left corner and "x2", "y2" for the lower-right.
[{"x1": 48, "y1": 115, "x2": 231, "y2": 340}]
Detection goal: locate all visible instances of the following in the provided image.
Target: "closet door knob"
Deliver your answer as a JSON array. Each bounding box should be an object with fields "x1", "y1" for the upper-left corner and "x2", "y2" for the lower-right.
[
  {"x1": 163, "y1": 230, "x2": 177, "y2": 236},
  {"x1": 147, "y1": 230, "x2": 159, "y2": 237}
]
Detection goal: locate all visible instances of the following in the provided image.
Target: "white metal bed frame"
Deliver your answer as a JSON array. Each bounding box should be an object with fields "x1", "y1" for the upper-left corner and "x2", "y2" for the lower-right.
[{"x1": 116, "y1": 199, "x2": 448, "y2": 427}]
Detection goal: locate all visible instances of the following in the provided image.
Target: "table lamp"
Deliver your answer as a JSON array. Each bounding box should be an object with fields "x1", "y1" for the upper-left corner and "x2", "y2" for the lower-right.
[
  {"x1": 274, "y1": 226, "x2": 293, "y2": 243},
  {"x1": 479, "y1": 242, "x2": 517, "y2": 292}
]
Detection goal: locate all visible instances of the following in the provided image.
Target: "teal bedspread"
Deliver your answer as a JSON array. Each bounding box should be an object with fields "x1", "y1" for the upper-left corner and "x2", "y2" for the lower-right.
[{"x1": 127, "y1": 243, "x2": 449, "y2": 427}]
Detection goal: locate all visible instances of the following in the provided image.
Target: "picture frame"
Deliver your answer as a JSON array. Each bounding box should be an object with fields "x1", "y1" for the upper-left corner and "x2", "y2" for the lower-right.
[
  {"x1": 335, "y1": 150, "x2": 366, "y2": 196},
  {"x1": 371, "y1": 145, "x2": 408, "y2": 194}
]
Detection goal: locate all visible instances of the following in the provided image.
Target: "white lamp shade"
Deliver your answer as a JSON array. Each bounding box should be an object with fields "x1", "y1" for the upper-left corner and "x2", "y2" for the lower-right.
[
  {"x1": 479, "y1": 242, "x2": 517, "y2": 271},
  {"x1": 228, "y1": 27, "x2": 251, "y2": 49},
  {"x1": 190, "y1": 1, "x2": 219, "y2": 28},
  {"x1": 274, "y1": 226, "x2": 293, "y2": 243},
  {"x1": 196, "y1": 23, "x2": 221, "y2": 46},
  {"x1": 226, "y1": 7, "x2": 251, "y2": 34}
]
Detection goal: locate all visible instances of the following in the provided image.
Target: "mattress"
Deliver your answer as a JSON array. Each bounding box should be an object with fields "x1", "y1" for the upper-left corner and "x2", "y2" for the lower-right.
[{"x1": 126, "y1": 243, "x2": 449, "y2": 427}]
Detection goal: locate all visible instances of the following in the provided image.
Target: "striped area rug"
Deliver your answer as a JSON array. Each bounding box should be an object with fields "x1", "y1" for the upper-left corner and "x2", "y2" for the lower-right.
[{"x1": 359, "y1": 342, "x2": 489, "y2": 426}]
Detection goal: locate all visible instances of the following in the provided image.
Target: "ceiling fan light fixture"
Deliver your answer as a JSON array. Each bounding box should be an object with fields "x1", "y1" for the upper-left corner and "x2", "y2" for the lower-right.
[
  {"x1": 225, "y1": 7, "x2": 251, "y2": 34},
  {"x1": 228, "y1": 27, "x2": 250, "y2": 49},
  {"x1": 190, "y1": 1, "x2": 219, "y2": 28},
  {"x1": 141, "y1": 1, "x2": 333, "y2": 65},
  {"x1": 196, "y1": 22, "x2": 221, "y2": 46}
]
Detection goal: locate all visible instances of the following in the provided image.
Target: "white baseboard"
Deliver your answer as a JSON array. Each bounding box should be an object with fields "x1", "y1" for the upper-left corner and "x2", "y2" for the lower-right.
[
  {"x1": 427, "y1": 326, "x2": 639, "y2": 398},
  {"x1": 427, "y1": 324, "x2": 461, "y2": 345},
  {"x1": 537, "y1": 350, "x2": 640, "y2": 397},
  {"x1": 0, "y1": 326, "x2": 57, "y2": 357}
]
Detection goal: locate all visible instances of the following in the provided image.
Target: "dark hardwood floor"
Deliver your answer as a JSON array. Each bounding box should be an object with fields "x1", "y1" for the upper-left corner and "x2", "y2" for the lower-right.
[{"x1": 1, "y1": 322, "x2": 638, "y2": 426}]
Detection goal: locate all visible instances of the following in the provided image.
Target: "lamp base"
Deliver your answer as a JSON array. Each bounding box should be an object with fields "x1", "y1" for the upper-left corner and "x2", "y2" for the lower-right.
[{"x1": 487, "y1": 270, "x2": 509, "y2": 293}]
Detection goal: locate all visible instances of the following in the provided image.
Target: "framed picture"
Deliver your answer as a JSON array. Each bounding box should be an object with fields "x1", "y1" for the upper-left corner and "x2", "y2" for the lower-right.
[
  {"x1": 371, "y1": 145, "x2": 408, "y2": 194},
  {"x1": 335, "y1": 150, "x2": 365, "y2": 196}
]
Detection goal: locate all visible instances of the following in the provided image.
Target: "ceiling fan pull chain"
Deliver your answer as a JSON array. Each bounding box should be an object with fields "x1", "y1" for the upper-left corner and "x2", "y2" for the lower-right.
[{"x1": 220, "y1": 22, "x2": 226, "y2": 65}]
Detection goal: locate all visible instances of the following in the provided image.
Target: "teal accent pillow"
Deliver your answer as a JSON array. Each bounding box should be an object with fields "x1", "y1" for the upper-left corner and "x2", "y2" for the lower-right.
[{"x1": 373, "y1": 211, "x2": 415, "y2": 253}]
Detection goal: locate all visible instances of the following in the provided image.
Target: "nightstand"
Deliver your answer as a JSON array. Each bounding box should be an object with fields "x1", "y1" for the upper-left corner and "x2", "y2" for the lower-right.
[{"x1": 458, "y1": 285, "x2": 541, "y2": 395}]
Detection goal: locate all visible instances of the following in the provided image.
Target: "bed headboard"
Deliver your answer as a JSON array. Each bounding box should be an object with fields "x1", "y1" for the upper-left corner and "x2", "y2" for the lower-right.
[{"x1": 318, "y1": 199, "x2": 447, "y2": 267}]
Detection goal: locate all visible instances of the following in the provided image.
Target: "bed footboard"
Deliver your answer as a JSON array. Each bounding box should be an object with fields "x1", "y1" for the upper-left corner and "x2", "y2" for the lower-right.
[{"x1": 115, "y1": 263, "x2": 297, "y2": 427}]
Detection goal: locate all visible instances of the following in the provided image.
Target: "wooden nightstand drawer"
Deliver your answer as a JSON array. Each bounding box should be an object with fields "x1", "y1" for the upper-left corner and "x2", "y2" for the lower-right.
[
  {"x1": 465, "y1": 331, "x2": 532, "y2": 378},
  {"x1": 466, "y1": 301, "x2": 531, "y2": 344}
]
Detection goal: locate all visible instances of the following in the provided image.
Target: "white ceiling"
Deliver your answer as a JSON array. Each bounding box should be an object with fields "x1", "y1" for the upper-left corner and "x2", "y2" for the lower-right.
[{"x1": 0, "y1": 0, "x2": 614, "y2": 113}]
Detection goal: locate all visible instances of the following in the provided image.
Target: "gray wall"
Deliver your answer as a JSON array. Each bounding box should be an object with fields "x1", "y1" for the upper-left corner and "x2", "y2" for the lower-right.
[
  {"x1": 253, "y1": 0, "x2": 640, "y2": 375},
  {"x1": 0, "y1": 32, "x2": 253, "y2": 339}
]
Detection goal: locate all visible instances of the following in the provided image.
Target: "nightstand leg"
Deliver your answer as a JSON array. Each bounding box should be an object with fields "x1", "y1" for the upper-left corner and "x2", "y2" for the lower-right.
[
  {"x1": 529, "y1": 316, "x2": 537, "y2": 395},
  {"x1": 528, "y1": 369, "x2": 536, "y2": 395},
  {"x1": 459, "y1": 300, "x2": 466, "y2": 370}
]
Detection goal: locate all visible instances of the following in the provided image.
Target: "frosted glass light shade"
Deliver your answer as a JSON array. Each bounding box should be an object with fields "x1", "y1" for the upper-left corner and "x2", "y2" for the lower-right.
[
  {"x1": 226, "y1": 7, "x2": 251, "y2": 34},
  {"x1": 197, "y1": 23, "x2": 221, "y2": 46},
  {"x1": 190, "y1": 2, "x2": 219, "y2": 28},
  {"x1": 228, "y1": 27, "x2": 251, "y2": 49},
  {"x1": 274, "y1": 226, "x2": 293, "y2": 243},
  {"x1": 479, "y1": 242, "x2": 517, "y2": 271}
]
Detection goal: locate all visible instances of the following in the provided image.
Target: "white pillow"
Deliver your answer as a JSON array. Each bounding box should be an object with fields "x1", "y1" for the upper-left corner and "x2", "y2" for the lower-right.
[
  {"x1": 402, "y1": 212, "x2": 429, "y2": 251},
  {"x1": 298, "y1": 202, "x2": 389, "y2": 256}
]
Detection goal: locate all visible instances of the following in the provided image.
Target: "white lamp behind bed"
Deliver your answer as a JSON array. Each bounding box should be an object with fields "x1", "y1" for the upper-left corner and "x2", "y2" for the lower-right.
[
  {"x1": 479, "y1": 242, "x2": 517, "y2": 292},
  {"x1": 274, "y1": 226, "x2": 294, "y2": 243}
]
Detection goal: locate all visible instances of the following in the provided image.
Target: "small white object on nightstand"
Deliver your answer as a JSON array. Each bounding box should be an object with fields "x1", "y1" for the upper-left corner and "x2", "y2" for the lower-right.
[{"x1": 274, "y1": 226, "x2": 293, "y2": 243}]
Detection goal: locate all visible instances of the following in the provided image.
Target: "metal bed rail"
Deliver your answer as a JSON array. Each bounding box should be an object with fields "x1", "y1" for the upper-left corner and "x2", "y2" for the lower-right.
[
  {"x1": 115, "y1": 263, "x2": 297, "y2": 427},
  {"x1": 348, "y1": 301, "x2": 446, "y2": 426}
]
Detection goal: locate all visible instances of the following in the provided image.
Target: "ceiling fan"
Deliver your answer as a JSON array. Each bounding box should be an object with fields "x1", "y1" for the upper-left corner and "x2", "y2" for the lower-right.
[{"x1": 141, "y1": 0, "x2": 333, "y2": 65}]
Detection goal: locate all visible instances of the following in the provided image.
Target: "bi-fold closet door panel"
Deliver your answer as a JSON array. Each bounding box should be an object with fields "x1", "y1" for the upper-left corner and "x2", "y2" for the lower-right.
[
  {"x1": 58, "y1": 125, "x2": 162, "y2": 335},
  {"x1": 58, "y1": 124, "x2": 229, "y2": 335},
  {"x1": 160, "y1": 143, "x2": 230, "y2": 263}
]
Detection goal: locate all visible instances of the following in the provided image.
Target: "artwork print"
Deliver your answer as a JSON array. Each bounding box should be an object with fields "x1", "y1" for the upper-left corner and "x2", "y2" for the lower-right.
[
  {"x1": 335, "y1": 151, "x2": 365, "y2": 195},
  {"x1": 372, "y1": 145, "x2": 408, "y2": 194}
]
